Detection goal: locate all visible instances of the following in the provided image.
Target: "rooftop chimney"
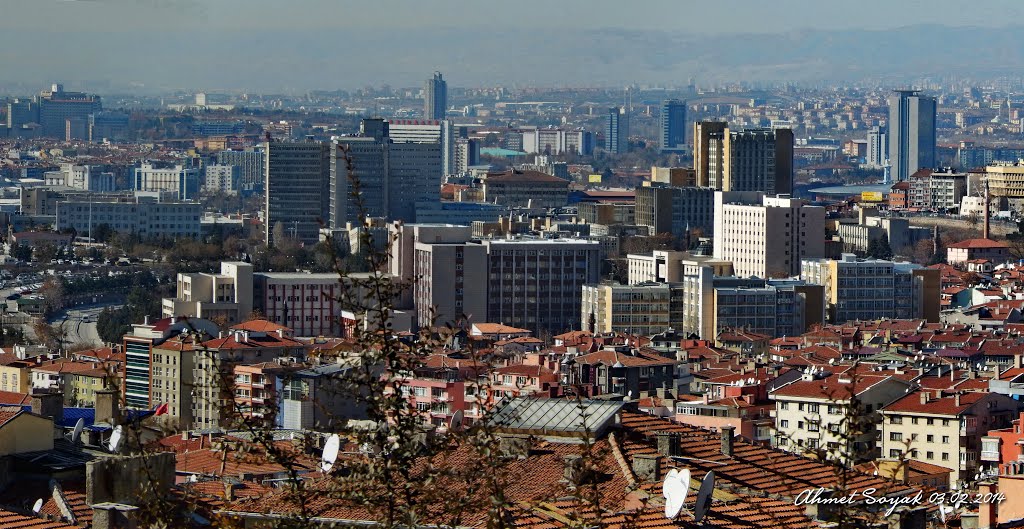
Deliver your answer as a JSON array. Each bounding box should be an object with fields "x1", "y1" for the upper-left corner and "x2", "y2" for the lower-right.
[
  {"x1": 31, "y1": 391, "x2": 64, "y2": 434},
  {"x1": 920, "y1": 392, "x2": 929, "y2": 405},
  {"x1": 656, "y1": 432, "x2": 681, "y2": 457},
  {"x1": 721, "y1": 425, "x2": 735, "y2": 456},
  {"x1": 631, "y1": 454, "x2": 662, "y2": 482},
  {"x1": 95, "y1": 388, "x2": 121, "y2": 425}
]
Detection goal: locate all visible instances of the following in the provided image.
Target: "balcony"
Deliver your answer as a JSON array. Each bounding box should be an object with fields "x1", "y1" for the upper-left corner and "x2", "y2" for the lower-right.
[{"x1": 961, "y1": 417, "x2": 978, "y2": 436}]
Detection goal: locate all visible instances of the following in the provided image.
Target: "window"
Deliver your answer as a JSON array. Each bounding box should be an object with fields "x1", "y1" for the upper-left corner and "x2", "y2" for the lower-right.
[
  {"x1": 927, "y1": 418, "x2": 934, "y2": 425},
  {"x1": 891, "y1": 416, "x2": 903, "y2": 425},
  {"x1": 780, "y1": 402, "x2": 789, "y2": 410},
  {"x1": 807, "y1": 421, "x2": 820, "y2": 432},
  {"x1": 927, "y1": 435, "x2": 934, "y2": 443},
  {"x1": 890, "y1": 449, "x2": 902, "y2": 458},
  {"x1": 890, "y1": 432, "x2": 902, "y2": 441},
  {"x1": 912, "y1": 417, "x2": 919, "y2": 425},
  {"x1": 926, "y1": 451, "x2": 934, "y2": 460},
  {"x1": 780, "y1": 419, "x2": 789, "y2": 428},
  {"x1": 941, "y1": 452, "x2": 949, "y2": 461},
  {"x1": 942, "y1": 436, "x2": 950, "y2": 444},
  {"x1": 807, "y1": 403, "x2": 819, "y2": 413}
]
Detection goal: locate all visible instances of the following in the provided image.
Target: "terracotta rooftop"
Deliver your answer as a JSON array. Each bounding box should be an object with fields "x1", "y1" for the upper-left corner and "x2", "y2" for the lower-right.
[{"x1": 948, "y1": 238, "x2": 1009, "y2": 249}]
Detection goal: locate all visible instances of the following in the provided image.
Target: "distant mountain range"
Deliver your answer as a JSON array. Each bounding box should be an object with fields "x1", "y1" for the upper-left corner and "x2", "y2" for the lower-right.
[{"x1": 1, "y1": 24, "x2": 1022, "y2": 93}]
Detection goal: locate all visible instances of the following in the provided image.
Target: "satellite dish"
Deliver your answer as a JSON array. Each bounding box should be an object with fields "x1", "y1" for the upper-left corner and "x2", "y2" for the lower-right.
[
  {"x1": 107, "y1": 425, "x2": 123, "y2": 453},
  {"x1": 693, "y1": 471, "x2": 715, "y2": 523},
  {"x1": 31, "y1": 498, "x2": 43, "y2": 514},
  {"x1": 662, "y1": 468, "x2": 690, "y2": 520},
  {"x1": 321, "y1": 434, "x2": 341, "y2": 473},
  {"x1": 448, "y1": 410, "x2": 464, "y2": 431},
  {"x1": 71, "y1": 418, "x2": 85, "y2": 444}
]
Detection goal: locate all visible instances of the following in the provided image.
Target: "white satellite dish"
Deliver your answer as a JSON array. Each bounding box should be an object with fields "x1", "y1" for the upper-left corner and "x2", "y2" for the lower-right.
[
  {"x1": 107, "y1": 425, "x2": 123, "y2": 453},
  {"x1": 71, "y1": 418, "x2": 85, "y2": 444},
  {"x1": 448, "y1": 410, "x2": 464, "y2": 431},
  {"x1": 662, "y1": 468, "x2": 690, "y2": 520},
  {"x1": 693, "y1": 471, "x2": 715, "y2": 523},
  {"x1": 321, "y1": 434, "x2": 341, "y2": 473},
  {"x1": 31, "y1": 498, "x2": 43, "y2": 514}
]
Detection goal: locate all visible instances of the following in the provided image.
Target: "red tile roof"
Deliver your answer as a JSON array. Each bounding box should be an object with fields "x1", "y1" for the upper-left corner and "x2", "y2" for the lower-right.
[
  {"x1": 948, "y1": 238, "x2": 1009, "y2": 249},
  {"x1": 882, "y1": 390, "x2": 988, "y2": 416}
]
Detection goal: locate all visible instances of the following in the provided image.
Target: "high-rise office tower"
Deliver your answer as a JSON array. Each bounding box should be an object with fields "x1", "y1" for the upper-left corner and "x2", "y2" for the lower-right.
[
  {"x1": 866, "y1": 126, "x2": 888, "y2": 168},
  {"x1": 6, "y1": 99, "x2": 38, "y2": 130},
  {"x1": 660, "y1": 99, "x2": 687, "y2": 153},
  {"x1": 888, "y1": 90, "x2": 937, "y2": 182},
  {"x1": 264, "y1": 141, "x2": 331, "y2": 246},
  {"x1": 424, "y1": 72, "x2": 447, "y2": 120},
  {"x1": 694, "y1": 122, "x2": 794, "y2": 195},
  {"x1": 38, "y1": 83, "x2": 102, "y2": 138},
  {"x1": 605, "y1": 107, "x2": 630, "y2": 154},
  {"x1": 693, "y1": 121, "x2": 728, "y2": 188},
  {"x1": 330, "y1": 119, "x2": 443, "y2": 227},
  {"x1": 387, "y1": 119, "x2": 455, "y2": 175}
]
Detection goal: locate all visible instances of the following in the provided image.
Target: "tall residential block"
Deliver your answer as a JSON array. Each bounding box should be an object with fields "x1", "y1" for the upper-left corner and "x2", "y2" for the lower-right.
[
  {"x1": 264, "y1": 141, "x2": 331, "y2": 246},
  {"x1": 424, "y1": 71, "x2": 447, "y2": 120},
  {"x1": 888, "y1": 90, "x2": 937, "y2": 182},
  {"x1": 660, "y1": 99, "x2": 687, "y2": 153},
  {"x1": 713, "y1": 192, "x2": 826, "y2": 278},
  {"x1": 605, "y1": 107, "x2": 630, "y2": 154},
  {"x1": 866, "y1": 126, "x2": 888, "y2": 168},
  {"x1": 694, "y1": 122, "x2": 793, "y2": 195}
]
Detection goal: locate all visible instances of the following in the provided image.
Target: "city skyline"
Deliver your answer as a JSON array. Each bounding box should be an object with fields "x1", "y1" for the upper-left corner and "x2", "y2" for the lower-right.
[{"x1": 5, "y1": 2, "x2": 1024, "y2": 91}]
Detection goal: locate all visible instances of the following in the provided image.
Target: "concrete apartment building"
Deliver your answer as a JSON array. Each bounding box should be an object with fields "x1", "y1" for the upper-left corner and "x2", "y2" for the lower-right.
[
  {"x1": 481, "y1": 169, "x2": 570, "y2": 209},
  {"x1": 55, "y1": 196, "x2": 202, "y2": 239},
  {"x1": 482, "y1": 238, "x2": 601, "y2": 334},
  {"x1": 713, "y1": 192, "x2": 826, "y2": 278},
  {"x1": 133, "y1": 162, "x2": 201, "y2": 200},
  {"x1": 634, "y1": 184, "x2": 714, "y2": 238},
  {"x1": 866, "y1": 126, "x2": 888, "y2": 168},
  {"x1": 771, "y1": 369, "x2": 916, "y2": 463},
  {"x1": 521, "y1": 128, "x2": 594, "y2": 156},
  {"x1": 203, "y1": 164, "x2": 242, "y2": 195},
  {"x1": 889, "y1": 90, "x2": 937, "y2": 182},
  {"x1": 981, "y1": 161, "x2": 1024, "y2": 207},
  {"x1": 47, "y1": 163, "x2": 116, "y2": 192},
  {"x1": 693, "y1": 122, "x2": 794, "y2": 195},
  {"x1": 908, "y1": 168, "x2": 968, "y2": 212},
  {"x1": 581, "y1": 282, "x2": 673, "y2": 336},
  {"x1": 216, "y1": 148, "x2": 265, "y2": 194},
  {"x1": 626, "y1": 250, "x2": 733, "y2": 285},
  {"x1": 412, "y1": 240, "x2": 488, "y2": 329},
  {"x1": 122, "y1": 317, "x2": 220, "y2": 410},
  {"x1": 800, "y1": 254, "x2": 941, "y2": 324},
  {"x1": 162, "y1": 262, "x2": 254, "y2": 326},
  {"x1": 190, "y1": 322, "x2": 308, "y2": 430},
  {"x1": 834, "y1": 209, "x2": 931, "y2": 254},
  {"x1": 879, "y1": 390, "x2": 1019, "y2": 488},
  {"x1": 264, "y1": 140, "x2": 331, "y2": 246}
]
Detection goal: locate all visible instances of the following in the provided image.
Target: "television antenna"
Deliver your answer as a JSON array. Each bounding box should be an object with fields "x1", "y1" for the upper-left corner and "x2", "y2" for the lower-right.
[
  {"x1": 693, "y1": 471, "x2": 715, "y2": 523},
  {"x1": 320, "y1": 434, "x2": 340, "y2": 473},
  {"x1": 661, "y1": 468, "x2": 690, "y2": 520},
  {"x1": 31, "y1": 498, "x2": 43, "y2": 514},
  {"x1": 107, "y1": 425, "x2": 123, "y2": 453}
]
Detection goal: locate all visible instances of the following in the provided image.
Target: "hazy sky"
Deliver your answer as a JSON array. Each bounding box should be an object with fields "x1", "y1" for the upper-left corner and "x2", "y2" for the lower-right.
[
  {"x1": 6, "y1": 0, "x2": 1024, "y2": 33},
  {"x1": 3, "y1": 0, "x2": 1024, "y2": 92}
]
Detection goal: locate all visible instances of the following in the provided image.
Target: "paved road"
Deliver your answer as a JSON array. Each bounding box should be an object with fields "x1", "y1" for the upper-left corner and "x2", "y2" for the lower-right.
[{"x1": 55, "y1": 304, "x2": 123, "y2": 347}]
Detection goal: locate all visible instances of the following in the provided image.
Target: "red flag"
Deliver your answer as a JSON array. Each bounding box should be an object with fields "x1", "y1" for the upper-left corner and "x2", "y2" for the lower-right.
[{"x1": 154, "y1": 403, "x2": 168, "y2": 416}]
